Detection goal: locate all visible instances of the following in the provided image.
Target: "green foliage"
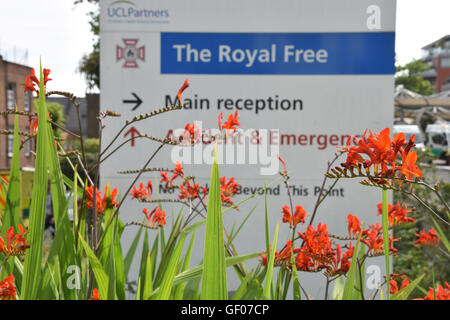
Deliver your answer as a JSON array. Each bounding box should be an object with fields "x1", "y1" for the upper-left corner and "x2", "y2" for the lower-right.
[
  {"x1": 60, "y1": 137, "x2": 99, "y2": 183},
  {"x1": 33, "y1": 100, "x2": 66, "y2": 138},
  {"x1": 22, "y1": 66, "x2": 50, "y2": 299},
  {"x1": 79, "y1": 47, "x2": 99, "y2": 90},
  {"x1": 395, "y1": 59, "x2": 435, "y2": 95},
  {"x1": 342, "y1": 232, "x2": 362, "y2": 300},
  {"x1": 393, "y1": 168, "x2": 450, "y2": 299},
  {"x1": 263, "y1": 223, "x2": 279, "y2": 300},
  {"x1": 201, "y1": 147, "x2": 228, "y2": 300}
]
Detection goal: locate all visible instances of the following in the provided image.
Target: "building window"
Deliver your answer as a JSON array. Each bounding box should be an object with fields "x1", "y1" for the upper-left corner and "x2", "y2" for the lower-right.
[
  {"x1": 7, "y1": 127, "x2": 14, "y2": 158},
  {"x1": 24, "y1": 91, "x2": 31, "y2": 111},
  {"x1": 441, "y1": 57, "x2": 450, "y2": 68},
  {"x1": 7, "y1": 83, "x2": 16, "y2": 110},
  {"x1": 25, "y1": 126, "x2": 32, "y2": 157}
]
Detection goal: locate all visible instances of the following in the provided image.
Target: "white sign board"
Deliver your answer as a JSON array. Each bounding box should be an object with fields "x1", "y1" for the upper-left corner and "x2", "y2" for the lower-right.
[{"x1": 100, "y1": 0, "x2": 396, "y2": 298}]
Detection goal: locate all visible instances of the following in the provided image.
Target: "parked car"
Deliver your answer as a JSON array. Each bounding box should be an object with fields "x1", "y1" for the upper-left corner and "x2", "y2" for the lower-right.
[
  {"x1": 393, "y1": 124, "x2": 425, "y2": 151},
  {"x1": 425, "y1": 123, "x2": 450, "y2": 165}
]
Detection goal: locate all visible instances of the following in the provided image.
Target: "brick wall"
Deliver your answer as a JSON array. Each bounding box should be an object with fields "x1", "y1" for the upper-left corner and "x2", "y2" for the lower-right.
[{"x1": 0, "y1": 56, "x2": 35, "y2": 170}]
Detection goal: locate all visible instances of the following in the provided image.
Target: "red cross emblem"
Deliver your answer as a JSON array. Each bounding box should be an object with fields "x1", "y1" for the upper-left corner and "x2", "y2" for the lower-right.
[{"x1": 116, "y1": 39, "x2": 145, "y2": 68}]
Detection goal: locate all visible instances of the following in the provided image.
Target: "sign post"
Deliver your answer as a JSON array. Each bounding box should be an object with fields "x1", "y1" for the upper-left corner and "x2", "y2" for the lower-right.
[{"x1": 100, "y1": 0, "x2": 396, "y2": 298}]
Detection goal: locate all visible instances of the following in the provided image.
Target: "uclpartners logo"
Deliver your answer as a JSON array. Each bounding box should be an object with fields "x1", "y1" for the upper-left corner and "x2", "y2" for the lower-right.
[{"x1": 107, "y1": 0, "x2": 169, "y2": 22}]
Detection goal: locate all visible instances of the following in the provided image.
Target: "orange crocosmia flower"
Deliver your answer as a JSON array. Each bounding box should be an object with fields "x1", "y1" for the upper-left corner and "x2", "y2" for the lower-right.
[
  {"x1": 377, "y1": 202, "x2": 414, "y2": 226},
  {"x1": 90, "y1": 288, "x2": 101, "y2": 300},
  {"x1": 24, "y1": 68, "x2": 39, "y2": 93},
  {"x1": 24, "y1": 75, "x2": 37, "y2": 93},
  {"x1": 0, "y1": 274, "x2": 16, "y2": 300},
  {"x1": 202, "y1": 186, "x2": 208, "y2": 200},
  {"x1": 86, "y1": 185, "x2": 102, "y2": 210},
  {"x1": 184, "y1": 122, "x2": 195, "y2": 134},
  {"x1": 392, "y1": 132, "x2": 405, "y2": 155},
  {"x1": 218, "y1": 112, "x2": 223, "y2": 131},
  {"x1": 0, "y1": 224, "x2": 30, "y2": 257},
  {"x1": 338, "y1": 127, "x2": 418, "y2": 178},
  {"x1": 183, "y1": 122, "x2": 202, "y2": 144},
  {"x1": 325, "y1": 243, "x2": 354, "y2": 276},
  {"x1": 347, "y1": 214, "x2": 361, "y2": 237},
  {"x1": 298, "y1": 223, "x2": 333, "y2": 261},
  {"x1": 147, "y1": 180, "x2": 153, "y2": 196},
  {"x1": 360, "y1": 224, "x2": 382, "y2": 253},
  {"x1": 361, "y1": 225, "x2": 399, "y2": 255},
  {"x1": 178, "y1": 181, "x2": 200, "y2": 201},
  {"x1": 281, "y1": 205, "x2": 292, "y2": 225},
  {"x1": 142, "y1": 207, "x2": 149, "y2": 221},
  {"x1": 102, "y1": 184, "x2": 118, "y2": 211},
  {"x1": 28, "y1": 112, "x2": 52, "y2": 136},
  {"x1": 221, "y1": 111, "x2": 241, "y2": 131},
  {"x1": 342, "y1": 150, "x2": 365, "y2": 168},
  {"x1": 24, "y1": 68, "x2": 52, "y2": 94},
  {"x1": 130, "y1": 181, "x2": 152, "y2": 201},
  {"x1": 292, "y1": 206, "x2": 307, "y2": 226},
  {"x1": 417, "y1": 283, "x2": 450, "y2": 300},
  {"x1": 296, "y1": 223, "x2": 335, "y2": 273},
  {"x1": 277, "y1": 154, "x2": 287, "y2": 174},
  {"x1": 143, "y1": 207, "x2": 167, "y2": 227},
  {"x1": 160, "y1": 171, "x2": 171, "y2": 188},
  {"x1": 87, "y1": 184, "x2": 118, "y2": 215},
  {"x1": 183, "y1": 122, "x2": 197, "y2": 144},
  {"x1": 282, "y1": 205, "x2": 306, "y2": 228},
  {"x1": 339, "y1": 245, "x2": 354, "y2": 273},
  {"x1": 414, "y1": 229, "x2": 440, "y2": 247},
  {"x1": 29, "y1": 116, "x2": 38, "y2": 136},
  {"x1": 401, "y1": 151, "x2": 422, "y2": 180},
  {"x1": 152, "y1": 208, "x2": 166, "y2": 226},
  {"x1": 220, "y1": 193, "x2": 235, "y2": 208},
  {"x1": 260, "y1": 241, "x2": 300, "y2": 268},
  {"x1": 367, "y1": 128, "x2": 393, "y2": 159},
  {"x1": 390, "y1": 280, "x2": 399, "y2": 294},
  {"x1": 295, "y1": 251, "x2": 315, "y2": 271},
  {"x1": 220, "y1": 177, "x2": 239, "y2": 198},
  {"x1": 177, "y1": 78, "x2": 189, "y2": 106},
  {"x1": 338, "y1": 135, "x2": 353, "y2": 153},
  {"x1": 172, "y1": 161, "x2": 185, "y2": 181},
  {"x1": 260, "y1": 253, "x2": 268, "y2": 267},
  {"x1": 403, "y1": 134, "x2": 416, "y2": 158},
  {"x1": 43, "y1": 68, "x2": 52, "y2": 83},
  {"x1": 350, "y1": 134, "x2": 375, "y2": 163},
  {"x1": 275, "y1": 240, "x2": 293, "y2": 264}
]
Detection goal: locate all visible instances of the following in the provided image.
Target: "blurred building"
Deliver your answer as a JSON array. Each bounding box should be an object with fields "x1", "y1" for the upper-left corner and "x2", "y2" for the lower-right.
[
  {"x1": 422, "y1": 35, "x2": 450, "y2": 93},
  {"x1": 46, "y1": 96, "x2": 88, "y2": 137},
  {"x1": 46, "y1": 93, "x2": 99, "y2": 139},
  {"x1": 0, "y1": 55, "x2": 34, "y2": 171}
]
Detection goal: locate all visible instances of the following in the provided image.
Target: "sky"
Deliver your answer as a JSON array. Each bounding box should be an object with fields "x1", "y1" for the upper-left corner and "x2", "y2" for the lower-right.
[{"x1": 0, "y1": 0, "x2": 450, "y2": 97}]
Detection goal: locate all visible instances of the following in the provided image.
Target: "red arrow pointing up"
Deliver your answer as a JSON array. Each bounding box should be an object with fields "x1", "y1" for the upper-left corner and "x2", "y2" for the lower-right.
[{"x1": 124, "y1": 126, "x2": 140, "y2": 147}]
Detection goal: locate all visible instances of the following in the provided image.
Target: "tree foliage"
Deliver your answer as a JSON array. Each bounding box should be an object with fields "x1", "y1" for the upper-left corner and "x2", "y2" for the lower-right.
[
  {"x1": 75, "y1": 0, "x2": 100, "y2": 91},
  {"x1": 395, "y1": 60, "x2": 435, "y2": 96}
]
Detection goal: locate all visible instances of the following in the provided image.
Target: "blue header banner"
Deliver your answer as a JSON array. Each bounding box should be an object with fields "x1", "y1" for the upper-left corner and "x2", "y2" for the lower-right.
[{"x1": 161, "y1": 32, "x2": 395, "y2": 75}]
